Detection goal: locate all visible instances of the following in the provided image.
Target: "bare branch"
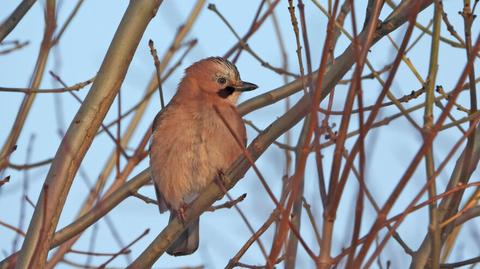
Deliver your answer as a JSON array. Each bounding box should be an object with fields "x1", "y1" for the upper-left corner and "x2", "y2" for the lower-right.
[
  {"x1": 0, "y1": 77, "x2": 94, "y2": 94},
  {"x1": 0, "y1": 0, "x2": 37, "y2": 42}
]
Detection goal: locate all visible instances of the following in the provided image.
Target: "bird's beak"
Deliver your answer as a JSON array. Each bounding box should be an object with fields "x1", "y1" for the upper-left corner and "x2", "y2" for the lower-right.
[{"x1": 234, "y1": 81, "x2": 258, "y2": 92}]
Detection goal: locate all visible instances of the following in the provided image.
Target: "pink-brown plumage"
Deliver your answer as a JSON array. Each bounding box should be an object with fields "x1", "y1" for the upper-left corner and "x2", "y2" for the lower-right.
[{"x1": 149, "y1": 57, "x2": 257, "y2": 256}]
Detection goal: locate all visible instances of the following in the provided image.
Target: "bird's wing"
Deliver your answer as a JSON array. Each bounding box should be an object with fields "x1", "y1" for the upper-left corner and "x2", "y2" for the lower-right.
[
  {"x1": 152, "y1": 108, "x2": 166, "y2": 134},
  {"x1": 154, "y1": 183, "x2": 170, "y2": 213},
  {"x1": 150, "y1": 108, "x2": 171, "y2": 214},
  {"x1": 244, "y1": 132, "x2": 247, "y2": 148},
  {"x1": 149, "y1": 105, "x2": 172, "y2": 151}
]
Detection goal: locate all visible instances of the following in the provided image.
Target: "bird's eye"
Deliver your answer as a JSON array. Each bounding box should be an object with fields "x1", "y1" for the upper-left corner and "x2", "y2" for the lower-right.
[{"x1": 217, "y1": 77, "x2": 227, "y2": 84}]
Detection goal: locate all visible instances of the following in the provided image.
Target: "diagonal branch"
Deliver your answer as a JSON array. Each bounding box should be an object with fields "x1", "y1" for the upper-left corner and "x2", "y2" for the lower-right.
[{"x1": 0, "y1": 0, "x2": 37, "y2": 42}]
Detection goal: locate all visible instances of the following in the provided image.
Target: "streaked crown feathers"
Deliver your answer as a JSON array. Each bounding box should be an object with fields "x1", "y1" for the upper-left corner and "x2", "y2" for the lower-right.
[{"x1": 186, "y1": 57, "x2": 240, "y2": 81}]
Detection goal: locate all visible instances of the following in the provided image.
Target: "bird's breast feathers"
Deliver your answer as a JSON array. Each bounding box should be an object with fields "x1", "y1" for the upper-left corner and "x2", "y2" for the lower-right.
[{"x1": 149, "y1": 103, "x2": 245, "y2": 209}]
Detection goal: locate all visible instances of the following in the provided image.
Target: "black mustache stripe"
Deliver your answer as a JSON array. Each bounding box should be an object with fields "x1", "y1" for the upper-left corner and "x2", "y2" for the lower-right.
[{"x1": 217, "y1": 86, "x2": 235, "y2": 98}]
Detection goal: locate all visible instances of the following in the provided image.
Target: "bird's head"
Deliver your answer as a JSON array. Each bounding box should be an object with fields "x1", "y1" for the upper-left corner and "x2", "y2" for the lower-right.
[{"x1": 179, "y1": 57, "x2": 258, "y2": 104}]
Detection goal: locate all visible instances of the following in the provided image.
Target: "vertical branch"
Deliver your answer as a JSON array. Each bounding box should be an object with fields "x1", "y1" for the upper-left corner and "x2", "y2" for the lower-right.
[
  {"x1": 439, "y1": 0, "x2": 479, "y2": 261},
  {"x1": 28, "y1": 184, "x2": 49, "y2": 269},
  {"x1": 148, "y1": 39, "x2": 165, "y2": 109},
  {"x1": 320, "y1": 1, "x2": 384, "y2": 268},
  {"x1": 345, "y1": 168, "x2": 365, "y2": 268},
  {"x1": 331, "y1": 0, "x2": 351, "y2": 58},
  {"x1": 287, "y1": 0, "x2": 306, "y2": 93},
  {"x1": 423, "y1": 1, "x2": 442, "y2": 267},
  {"x1": 346, "y1": 1, "x2": 367, "y2": 267},
  {"x1": 116, "y1": 86, "x2": 122, "y2": 177},
  {"x1": 439, "y1": 0, "x2": 479, "y2": 238},
  {"x1": 270, "y1": 6, "x2": 312, "y2": 268},
  {"x1": 313, "y1": 0, "x2": 349, "y2": 213},
  {"x1": 463, "y1": 1, "x2": 478, "y2": 114},
  {"x1": 345, "y1": 0, "x2": 371, "y2": 265},
  {"x1": 284, "y1": 118, "x2": 310, "y2": 269},
  {"x1": 267, "y1": 0, "x2": 292, "y2": 193},
  {"x1": 267, "y1": 3, "x2": 295, "y2": 264},
  {"x1": 284, "y1": 1, "x2": 315, "y2": 268}
]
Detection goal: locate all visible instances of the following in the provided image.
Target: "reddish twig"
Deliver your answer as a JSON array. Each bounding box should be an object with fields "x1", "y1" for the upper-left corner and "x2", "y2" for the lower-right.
[{"x1": 96, "y1": 229, "x2": 149, "y2": 268}]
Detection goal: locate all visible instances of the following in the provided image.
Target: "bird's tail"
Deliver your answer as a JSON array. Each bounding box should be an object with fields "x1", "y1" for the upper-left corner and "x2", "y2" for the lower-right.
[{"x1": 167, "y1": 214, "x2": 199, "y2": 256}]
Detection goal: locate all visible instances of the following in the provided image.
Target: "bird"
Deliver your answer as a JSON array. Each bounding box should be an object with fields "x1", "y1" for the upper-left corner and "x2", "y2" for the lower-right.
[{"x1": 149, "y1": 57, "x2": 258, "y2": 256}]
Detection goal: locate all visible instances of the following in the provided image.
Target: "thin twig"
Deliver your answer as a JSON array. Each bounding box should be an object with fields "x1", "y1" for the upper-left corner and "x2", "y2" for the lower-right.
[
  {"x1": 52, "y1": 0, "x2": 85, "y2": 45},
  {"x1": 223, "y1": 0, "x2": 281, "y2": 58},
  {"x1": 0, "y1": 40, "x2": 29, "y2": 55},
  {"x1": 0, "y1": 176, "x2": 10, "y2": 187},
  {"x1": 8, "y1": 158, "x2": 53, "y2": 170},
  {"x1": 49, "y1": 71, "x2": 129, "y2": 160},
  {"x1": 226, "y1": 210, "x2": 281, "y2": 269},
  {"x1": 69, "y1": 249, "x2": 131, "y2": 257},
  {"x1": 301, "y1": 197, "x2": 322, "y2": 246},
  {"x1": 244, "y1": 120, "x2": 296, "y2": 151},
  {"x1": 208, "y1": 3, "x2": 298, "y2": 78},
  {"x1": 231, "y1": 0, "x2": 267, "y2": 63},
  {"x1": 98, "y1": 39, "x2": 197, "y2": 133},
  {"x1": 0, "y1": 220, "x2": 25, "y2": 236},
  {"x1": 24, "y1": 195, "x2": 35, "y2": 209},
  {"x1": 148, "y1": 39, "x2": 165, "y2": 109},
  {"x1": 207, "y1": 193, "x2": 247, "y2": 212},
  {"x1": 130, "y1": 191, "x2": 158, "y2": 205},
  {"x1": 96, "y1": 229, "x2": 149, "y2": 269},
  {"x1": 0, "y1": 77, "x2": 94, "y2": 94},
  {"x1": 440, "y1": 256, "x2": 480, "y2": 268}
]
